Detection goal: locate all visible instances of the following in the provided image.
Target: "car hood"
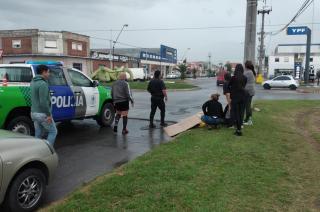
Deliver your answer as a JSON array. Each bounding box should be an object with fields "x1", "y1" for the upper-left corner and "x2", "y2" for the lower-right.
[{"x1": 0, "y1": 130, "x2": 45, "y2": 151}]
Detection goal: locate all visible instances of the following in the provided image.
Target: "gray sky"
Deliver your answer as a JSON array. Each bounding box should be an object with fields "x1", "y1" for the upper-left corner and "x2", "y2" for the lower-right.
[{"x1": 0, "y1": 0, "x2": 319, "y2": 63}]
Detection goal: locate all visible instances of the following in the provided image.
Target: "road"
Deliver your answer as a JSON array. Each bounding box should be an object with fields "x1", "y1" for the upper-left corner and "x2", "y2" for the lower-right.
[{"x1": 44, "y1": 77, "x2": 320, "y2": 205}]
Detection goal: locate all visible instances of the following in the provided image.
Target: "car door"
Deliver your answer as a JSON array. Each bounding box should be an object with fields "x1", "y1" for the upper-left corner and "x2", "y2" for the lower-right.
[
  {"x1": 271, "y1": 76, "x2": 283, "y2": 87},
  {"x1": 48, "y1": 66, "x2": 75, "y2": 121},
  {"x1": 67, "y1": 69, "x2": 99, "y2": 118},
  {"x1": 0, "y1": 155, "x2": 2, "y2": 192},
  {"x1": 281, "y1": 76, "x2": 291, "y2": 87}
]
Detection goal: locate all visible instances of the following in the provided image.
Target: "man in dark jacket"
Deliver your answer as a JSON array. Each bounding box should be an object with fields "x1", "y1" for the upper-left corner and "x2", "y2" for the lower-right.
[
  {"x1": 201, "y1": 93, "x2": 224, "y2": 128},
  {"x1": 148, "y1": 70, "x2": 168, "y2": 128},
  {"x1": 112, "y1": 73, "x2": 134, "y2": 135},
  {"x1": 31, "y1": 65, "x2": 57, "y2": 146}
]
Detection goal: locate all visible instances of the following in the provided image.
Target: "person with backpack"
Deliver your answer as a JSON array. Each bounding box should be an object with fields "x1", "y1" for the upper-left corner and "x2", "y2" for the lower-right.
[{"x1": 229, "y1": 64, "x2": 247, "y2": 136}]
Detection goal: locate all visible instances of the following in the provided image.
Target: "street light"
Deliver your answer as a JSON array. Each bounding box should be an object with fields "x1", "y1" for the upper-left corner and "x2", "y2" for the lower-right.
[{"x1": 112, "y1": 24, "x2": 129, "y2": 69}]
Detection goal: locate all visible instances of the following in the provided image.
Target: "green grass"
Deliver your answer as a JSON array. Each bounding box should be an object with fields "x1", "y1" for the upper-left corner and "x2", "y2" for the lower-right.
[
  {"x1": 45, "y1": 101, "x2": 320, "y2": 211},
  {"x1": 102, "y1": 80, "x2": 197, "y2": 90}
]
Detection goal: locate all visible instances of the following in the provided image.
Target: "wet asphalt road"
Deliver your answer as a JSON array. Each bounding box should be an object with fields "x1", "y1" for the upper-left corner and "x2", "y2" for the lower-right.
[{"x1": 44, "y1": 77, "x2": 320, "y2": 205}]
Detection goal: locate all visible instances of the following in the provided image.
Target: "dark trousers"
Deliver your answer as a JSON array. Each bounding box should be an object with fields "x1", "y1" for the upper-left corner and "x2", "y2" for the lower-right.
[
  {"x1": 150, "y1": 96, "x2": 166, "y2": 124},
  {"x1": 231, "y1": 100, "x2": 245, "y2": 131},
  {"x1": 244, "y1": 94, "x2": 253, "y2": 122}
]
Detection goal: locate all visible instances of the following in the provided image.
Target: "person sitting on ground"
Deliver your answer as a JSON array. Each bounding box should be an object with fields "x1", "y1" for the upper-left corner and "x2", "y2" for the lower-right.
[{"x1": 201, "y1": 93, "x2": 224, "y2": 129}]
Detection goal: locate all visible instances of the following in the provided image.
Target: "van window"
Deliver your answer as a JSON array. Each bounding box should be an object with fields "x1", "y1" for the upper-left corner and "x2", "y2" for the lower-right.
[
  {"x1": 0, "y1": 67, "x2": 33, "y2": 82},
  {"x1": 48, "y1": 67, "x2": 68, "y2": 86}
]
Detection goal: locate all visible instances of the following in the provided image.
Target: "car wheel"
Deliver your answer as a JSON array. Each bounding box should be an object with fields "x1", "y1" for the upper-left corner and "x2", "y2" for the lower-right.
[
  {"x1": 289, "y1": 85, "x2": 297, "y2": 90},
  {"x1": 263, "y1": 84, "x2": 271, "y2": 90},
  {"x1": 96, "y1": 103, "x2": 115, "y2": 127},
  {"x1": 7, "y1": 116, "x2": 34, "y2": 136},
  {"x1": 5, "y1": 168, "x2": 46, "y2": 212}
]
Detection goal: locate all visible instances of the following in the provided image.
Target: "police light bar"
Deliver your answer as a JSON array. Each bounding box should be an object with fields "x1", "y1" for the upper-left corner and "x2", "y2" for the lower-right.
[{"x1": 26, "y1": 61, "x2": 63, "y2": 66}]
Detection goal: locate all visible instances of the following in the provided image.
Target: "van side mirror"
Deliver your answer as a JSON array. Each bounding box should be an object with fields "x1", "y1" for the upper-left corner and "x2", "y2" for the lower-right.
[{"x1": 92, "y1": 80, "x2": 99, "y2": 87}]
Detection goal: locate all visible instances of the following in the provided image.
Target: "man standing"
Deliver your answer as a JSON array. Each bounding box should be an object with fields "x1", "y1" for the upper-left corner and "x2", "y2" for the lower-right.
[
  {"x1": 31, "y1": 65, "x2": 57, "y2": 146},
  {"x1": 148, "y1": 70, "x2": 168, "y2": 128},
  {"x1": 112, "y1": 73, "x2": 134, "y2": 135}
]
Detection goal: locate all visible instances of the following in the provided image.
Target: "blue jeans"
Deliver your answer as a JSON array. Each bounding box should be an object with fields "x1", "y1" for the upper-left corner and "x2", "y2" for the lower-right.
[
  {"x1": 201, "y1": 115, "x2": 223, "y2": 125},
  {"x1": 31, "y1": 113, "x2": 57, "y2": 146}
]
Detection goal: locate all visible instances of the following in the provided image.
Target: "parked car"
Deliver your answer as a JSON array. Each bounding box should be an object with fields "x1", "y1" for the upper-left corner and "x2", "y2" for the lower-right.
[
  {"x1": 0, "y1": 61, "x2": 115, "y2": 135},
  {"x1": 166, "y1": 74, "x2": 179, "y2": 79},
  {"x1": 216, "y1": 70, "x2": 227, "y2": 86},
  {"x1": 0, "y1": 129, "x2": 58, "y2": 212},
  {"x1": 262, "y1": 75, "x2": 299, "y2": 90}
]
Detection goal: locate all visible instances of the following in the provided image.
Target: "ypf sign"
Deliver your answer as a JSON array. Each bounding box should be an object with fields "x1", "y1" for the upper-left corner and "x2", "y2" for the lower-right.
[
  {"x1": 287, "y1": 26, "x2": 310, "y2": 35},
  {"x1": 287, "y1": 26, "x2": 312, "y2": 83}
]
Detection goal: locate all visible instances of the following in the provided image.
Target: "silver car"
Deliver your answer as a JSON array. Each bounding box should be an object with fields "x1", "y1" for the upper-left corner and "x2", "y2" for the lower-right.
[{"x1": 0, "y1": 130, "x2": 58, "y2": 212}]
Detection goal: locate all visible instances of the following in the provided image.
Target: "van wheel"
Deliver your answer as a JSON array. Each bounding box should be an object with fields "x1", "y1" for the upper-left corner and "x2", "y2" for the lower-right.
[
  {"x1": 289, "y1": 85, "x2": 297, "y2": 90},
  {"x1": 263, "y1": 84, "x2": 271, "y2": 90},
  {"x1": 7, "y1": 116, "x2": 34, "y2": 136},
  {"x1": 96, "y1": 103, "x2": 115, "y2": 127},
  {"x1": 4, "y1": 168, "x2": 46, "y2": 212}
]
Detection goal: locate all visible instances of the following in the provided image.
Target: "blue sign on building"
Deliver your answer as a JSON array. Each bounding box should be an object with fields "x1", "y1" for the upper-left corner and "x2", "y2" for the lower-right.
[
  {"x1": 287, "y1": 26, "x2": 310, "y2": 35},
  {"x1": 140, "y1": 45, "x2": 177, "y2": 64}
]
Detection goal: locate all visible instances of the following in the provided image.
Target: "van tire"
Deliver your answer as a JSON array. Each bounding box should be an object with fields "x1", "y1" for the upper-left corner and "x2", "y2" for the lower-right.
[
  {"x1": 7, "y1": 116, "x2": 34, "y2": 136},
  {"x1": 263, "y1": 84, "x2": 271, "y2": 90},
  {"x1": 96, "y1": 103, "x2": 115, "y2": 127}
]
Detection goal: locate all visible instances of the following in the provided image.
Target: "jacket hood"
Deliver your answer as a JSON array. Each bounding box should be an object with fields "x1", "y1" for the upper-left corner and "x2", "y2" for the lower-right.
[{"x1": 32, "y1": 75, "x2": 46, "y2": 82}]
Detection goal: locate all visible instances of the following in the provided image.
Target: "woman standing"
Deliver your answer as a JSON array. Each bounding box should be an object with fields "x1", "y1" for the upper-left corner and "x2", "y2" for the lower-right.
[
  {"x1": 229, "y1": 64, "x2": 247, "y2": 136},
  {"x1": 244, "y1": 61, "x2": 256, "y2": 125}
]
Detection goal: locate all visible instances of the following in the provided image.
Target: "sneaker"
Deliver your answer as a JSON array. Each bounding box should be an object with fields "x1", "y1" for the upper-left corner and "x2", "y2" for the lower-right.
[
  {"x1": 122, "y1": 129, "x2": 129, "y2": 135},
  {"x1": 234, "y1": 130, "x2": 243, "y2": 136},
  {"x1": 149, "y1": 124, "x2": 156, "y2": 129},
  {"x1": 160, "y1": 123, "x2": 168, "y2": 127},
  {"x1": 243, "y1": 120, "x2": 253, "y2": 126},
  {"x1": 113, "y1": 126, "x2": 118, "y2": 133}
]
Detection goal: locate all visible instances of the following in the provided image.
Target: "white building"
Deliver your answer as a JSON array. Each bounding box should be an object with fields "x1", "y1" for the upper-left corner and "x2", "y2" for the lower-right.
[{"x1": 268, "y1": 44, "x2": 320, "y2": 78}]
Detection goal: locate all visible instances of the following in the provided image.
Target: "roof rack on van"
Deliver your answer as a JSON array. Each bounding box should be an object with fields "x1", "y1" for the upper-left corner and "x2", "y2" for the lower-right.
[{"x1": 25, "y1": 61, "x2": 63, "y2": 66}]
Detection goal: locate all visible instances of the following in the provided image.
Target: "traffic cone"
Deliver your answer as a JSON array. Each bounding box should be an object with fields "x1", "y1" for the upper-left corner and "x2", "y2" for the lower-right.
[{"x1": 2, "y1": 76, "x2": 8, "y2": 86}]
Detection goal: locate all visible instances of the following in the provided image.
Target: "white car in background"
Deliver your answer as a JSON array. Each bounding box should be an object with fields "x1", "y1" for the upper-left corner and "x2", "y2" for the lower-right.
[{"x1": 262, "y1": 75, "x2": 299, "y2": 90}]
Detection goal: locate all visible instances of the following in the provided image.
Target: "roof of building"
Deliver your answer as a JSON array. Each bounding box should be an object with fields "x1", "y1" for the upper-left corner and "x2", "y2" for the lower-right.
[{"x1": 278, "y1": 43, "x2": 320, "y2": 47}]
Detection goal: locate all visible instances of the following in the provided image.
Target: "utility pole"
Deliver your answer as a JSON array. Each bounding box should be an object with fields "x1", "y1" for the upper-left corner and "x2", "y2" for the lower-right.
[
  {"x1": 208, "y1": 53, "x2": 212, "y2": 71},
  {"x1": 244, "y1": 0, "x2": 258, "y2": 64},
  {"x1": 257, "y1": 7, "x2": 272, "y2": 75}
]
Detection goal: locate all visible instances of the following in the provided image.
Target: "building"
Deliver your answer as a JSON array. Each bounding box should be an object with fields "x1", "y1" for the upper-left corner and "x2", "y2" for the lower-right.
[
  {"x1": 268, "y1": 43, "x2": 320, "y2": 78},
  {"x1": 93, "y1": 45, "x2": 178, "y2": 77},
  {"x1": 0, "y1": 29, "x2": 93, "y2": 74}
]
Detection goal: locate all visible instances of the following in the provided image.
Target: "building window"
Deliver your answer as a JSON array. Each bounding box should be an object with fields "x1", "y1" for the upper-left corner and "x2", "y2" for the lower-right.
[
  {"x1": 72, "y1": 42, "x2": 77, "y2": 50},
  {"x1": 45, "y1": 40, "x2": 57, "y2": 48},
  {"x1": 12, "y1": 40, "x2": 21, "y2": 48},
  {"x1": 284, "y1": 57, "x2": 289, "y2": 62},
  {"x1": 310, "y1": 57, "x2": 314, "y2": 62},
  {"x1": 73, "y1": 63, "x2": 82, "y2": 71},
  {"x1": 275, "y1": 58, "x2": 280, "y2": 62},
  {"x1": 72, "y1": 42, "x2": 83, "y2": 51},
  {"x1": 77, "y1": 43, "x2": 83, "y2": 51}
]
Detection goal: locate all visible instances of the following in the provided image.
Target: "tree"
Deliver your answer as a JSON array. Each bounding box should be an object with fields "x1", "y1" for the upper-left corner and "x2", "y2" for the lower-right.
[
  {"x1": 178, "y1": 63, "x2": 187, "y2": 80},
  {"x1": 225, "y1": 63, "x2": 232, "y2": 73}
]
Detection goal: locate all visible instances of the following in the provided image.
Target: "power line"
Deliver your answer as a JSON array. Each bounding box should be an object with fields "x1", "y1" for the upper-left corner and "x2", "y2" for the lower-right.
[
  {"x1": 72, "y1": 22, "x2": 320, "y2": 33},
  {"x1": 270, "y1": 0, "x2": 314, "y2": 35}
]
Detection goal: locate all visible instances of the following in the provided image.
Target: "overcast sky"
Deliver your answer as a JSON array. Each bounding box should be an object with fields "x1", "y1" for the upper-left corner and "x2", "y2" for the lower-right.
[{"x1": 0, "y1": 0, "x2": 319, "y2": 63}]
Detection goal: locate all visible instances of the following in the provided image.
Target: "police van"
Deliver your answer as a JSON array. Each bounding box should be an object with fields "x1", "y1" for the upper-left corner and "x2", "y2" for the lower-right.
[{"x1": 0, "y1": 61, "x2": 115, "y2": 135}]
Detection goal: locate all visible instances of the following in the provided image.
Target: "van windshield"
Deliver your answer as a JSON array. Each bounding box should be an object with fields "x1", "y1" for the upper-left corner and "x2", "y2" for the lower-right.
[{"x1": 0, "y1": 67, "x2": 33, "y2": 83}]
